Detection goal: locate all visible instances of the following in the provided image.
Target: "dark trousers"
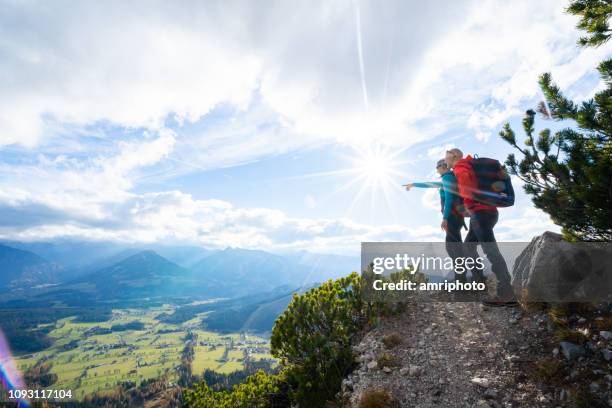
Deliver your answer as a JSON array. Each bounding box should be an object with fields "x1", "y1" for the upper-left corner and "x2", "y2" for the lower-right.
[
  {"x1": 464, "y1": 210, "x2": 513, "y2": 296},
  {"x1": 445, "y1": 216, "x2": 466, "y2": 283}
]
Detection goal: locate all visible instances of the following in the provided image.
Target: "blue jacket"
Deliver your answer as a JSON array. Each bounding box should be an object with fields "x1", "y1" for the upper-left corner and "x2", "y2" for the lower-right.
[{"x1": 412, "y1": 171, "x2": 462, "y2": 221}]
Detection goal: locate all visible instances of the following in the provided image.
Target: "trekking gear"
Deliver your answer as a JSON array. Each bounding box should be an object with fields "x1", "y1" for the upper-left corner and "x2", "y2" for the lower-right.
[
  {"x1": 468, "y1": 156, "x2": 515, "y2": 207},
  {"x1": 450, "y1": 198, "x2": 469, "y2": 219}
]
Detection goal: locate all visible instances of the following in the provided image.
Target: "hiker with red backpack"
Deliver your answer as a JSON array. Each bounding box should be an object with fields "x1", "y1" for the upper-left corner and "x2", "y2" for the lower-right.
[
  {"x1": 404, "y1": 159, "x2": 468, "y2": 284},
  {"x1": 445, "y1": 148, "x2": 518, "y2": 307}
]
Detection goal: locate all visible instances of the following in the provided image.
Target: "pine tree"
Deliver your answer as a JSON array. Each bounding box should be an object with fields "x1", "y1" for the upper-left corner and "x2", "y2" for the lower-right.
[
  {"x1": 567, "y1": 0, "x2": 612, "y2": 47},
  {"x1": 499, "y1": 0, "x2": 612, "y2": 241}
]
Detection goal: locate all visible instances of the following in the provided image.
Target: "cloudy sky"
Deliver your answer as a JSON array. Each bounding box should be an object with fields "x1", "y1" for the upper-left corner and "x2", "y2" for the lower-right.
[{"x1": 0, "y1": 0, "x2": 609, "y2": 254}]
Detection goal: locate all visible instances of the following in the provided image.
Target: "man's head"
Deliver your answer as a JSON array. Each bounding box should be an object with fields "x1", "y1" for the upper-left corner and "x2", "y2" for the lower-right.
[
  {"x1": 436, "y1": 159, "x2": 448, "y2": 175},
  {"x1": 445, "y1": 148, "x2": 463, "y2": 168}
]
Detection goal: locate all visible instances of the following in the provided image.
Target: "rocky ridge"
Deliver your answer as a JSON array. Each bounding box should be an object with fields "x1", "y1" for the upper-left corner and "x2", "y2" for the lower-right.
[{"x1": 341, "y1": 301, "x2": 611, "y2": 407}]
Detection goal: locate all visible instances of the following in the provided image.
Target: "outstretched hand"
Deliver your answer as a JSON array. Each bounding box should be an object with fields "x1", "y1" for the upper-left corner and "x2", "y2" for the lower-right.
[{"x1": 404, "y1": 183, "x2": 413, "y2": 191}]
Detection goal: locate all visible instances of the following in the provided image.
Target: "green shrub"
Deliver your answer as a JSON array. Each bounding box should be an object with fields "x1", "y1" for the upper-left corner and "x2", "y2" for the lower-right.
[
  {"x1": 534, "y1": 358, "x2": 565, "y2": 385},
  {"x1": 358, "y1": 388, "x2": 400, "y2": 408},
  {"x1": 548, "y1": 305, "x2": 569, "y2": 327},
  {"x1": 554, "y1": 328, "x2": 588, "y2": 345},
  {"x1": 270, "y1": 270, "x2": 420, "y2": 406},
  {"x1": 569, "y1": 385, "x2": 607, "y2": 408},
  {"x1": 594, "y1": 316, "x2": 612, "y2": 331},
  {"x1": 381, "y1": 333, "x2": 403, "y2": 349},
  {"x1": 271, "y1": 272, "x2": 367, "y2": 406},
  {"x1": 376, "y1": 352, "x2": 400, "y2": 368},
  {"x1": 183, "y1": 371, "x2": 283, "y2": 408}
]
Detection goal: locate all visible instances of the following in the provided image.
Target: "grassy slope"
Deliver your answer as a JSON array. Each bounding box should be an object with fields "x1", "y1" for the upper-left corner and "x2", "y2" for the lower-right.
[{"x1": 15, "y1": 306, "x2": 273, "y2": 400}]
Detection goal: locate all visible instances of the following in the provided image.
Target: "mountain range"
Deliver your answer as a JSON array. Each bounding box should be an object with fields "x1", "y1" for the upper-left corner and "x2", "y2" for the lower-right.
[
  {"x1": 0, "y1": 244, "x2": 63, "y2": 291},
  {"x1": 0, "y1": 241, "x2": 359, "y2": 302}
]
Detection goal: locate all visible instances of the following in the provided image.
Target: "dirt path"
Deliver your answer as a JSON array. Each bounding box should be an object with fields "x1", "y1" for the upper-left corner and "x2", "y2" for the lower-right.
[{"x1": 342, "y1": 302, "x2": 554, "y2": 407}]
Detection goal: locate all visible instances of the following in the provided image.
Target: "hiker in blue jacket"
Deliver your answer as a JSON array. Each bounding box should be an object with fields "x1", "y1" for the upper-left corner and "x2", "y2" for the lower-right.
[{"x1": 404, "y1": 159, "x2": 467, "y2": 283}]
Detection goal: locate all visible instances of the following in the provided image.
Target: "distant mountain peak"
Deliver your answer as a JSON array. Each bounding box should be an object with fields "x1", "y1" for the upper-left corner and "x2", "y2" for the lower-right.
[
  {"x1": 60, "y1": 249, "x2": 193, "y2": 299},
  {"x1": 109, "y1": 250, "x2": 184, "y2": 272},
  {"x1": 0, "y1": 244, "x2": 62, "y2": 290},
  {"x1": 129, "y1": 249, "x2": 162, "y2": 258}
]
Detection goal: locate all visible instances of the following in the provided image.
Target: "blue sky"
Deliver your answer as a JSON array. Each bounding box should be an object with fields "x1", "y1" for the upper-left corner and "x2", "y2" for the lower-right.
[{"x1": 0, "y1": 0, "x2": 609, "y2": 254}]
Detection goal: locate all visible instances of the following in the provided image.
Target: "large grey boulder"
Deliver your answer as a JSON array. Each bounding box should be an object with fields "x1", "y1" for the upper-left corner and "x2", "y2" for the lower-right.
[{"x1": 511, "y1": 232, "x2": 612, "y2": 302}]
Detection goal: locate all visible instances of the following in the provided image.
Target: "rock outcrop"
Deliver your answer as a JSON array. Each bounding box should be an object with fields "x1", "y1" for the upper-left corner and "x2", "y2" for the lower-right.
[{"x1": 511, "y1": 231, "x2": 612, "y2": 303}]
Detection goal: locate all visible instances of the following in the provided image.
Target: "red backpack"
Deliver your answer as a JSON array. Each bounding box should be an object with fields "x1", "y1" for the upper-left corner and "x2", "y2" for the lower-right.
[{"x1": 468, "y1": 157, "x2": 515, "y2": 207}]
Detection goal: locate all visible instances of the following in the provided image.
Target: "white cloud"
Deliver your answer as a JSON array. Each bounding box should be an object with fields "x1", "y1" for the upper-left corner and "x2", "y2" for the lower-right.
[
  {"x1": 0, "y1": 0, "x2": 595, "y2": 252},
  {"x1": 0, "y1": 129, "x2": 422, "y2": 253},
  {"x1": 305, "y1": 194, "x2": 317, "y2": 209},
  {"x1": 494, "y1": 175, "x2": 561, "y2": 241},
  {"x1": 0, "y1": 129, "x2": 176, "y2": 224},
  {"x1": 110, "y1": 129, "x2": 176, "y2": 176},
  {"x1": 426, "y1": 144, "x2": 455, "y2": 159},
  {"x1": 0, "y1": 128, "x2": 562, "y2": 253},
  {"x1": 450, "y1": 1, "x2": 612, "y2": 140},
  {"x1": 9, "y1": 0, "x2": 602, "y2": 161},
  {"x1": 496, "y1": 207, "x2": 560, "y2": 241},
  {"x1": 421, "y1": 187, "x2": 441, "y2": 212},
  {"x1": 0, "y1": 1, "x2": 261, "y2": 147},
  {"x1": 0, "y1": 187, "x2": 440, "y2": 254},
  {"x1": 1, "y1": 0, "x2": 606, "y2": 165}
]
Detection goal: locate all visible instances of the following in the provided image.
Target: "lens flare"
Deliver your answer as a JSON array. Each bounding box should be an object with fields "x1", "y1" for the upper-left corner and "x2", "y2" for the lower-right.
[
  {"x1": 0, "y1": 330, "x2": 29, "y2": 407},
  {"x1": 266, "y1": 143, "x2": 414, "y2": 219},
  {"x1": 354, "y1": 146, "x2": 395, "y2": 184}
]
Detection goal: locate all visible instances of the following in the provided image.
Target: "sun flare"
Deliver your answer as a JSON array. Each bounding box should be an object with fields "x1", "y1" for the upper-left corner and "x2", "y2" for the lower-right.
[
  {"x1": 336, "y1": 144, "x2": 413, "y2": 212},
  {"x1": 350, "y1": 145, "x2": 404, "y2": 187},
  {"x1": 276, "y1": 143, "x2": 413, "y2": 213},
  {"x1": 359, "y1": 150, "x2": 393, "y2": 184}
]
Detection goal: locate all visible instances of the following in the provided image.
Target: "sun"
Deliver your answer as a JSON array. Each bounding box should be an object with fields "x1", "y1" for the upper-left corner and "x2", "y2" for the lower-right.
[
  {"x1": 359, "y1": 149, "x2": 394, "y2": 184},
  {"x1": 334, "y1": 143, "x2": 412, "y2": 212},
  {"x1": 350, "y1": 144, "x2": 404, "y2": 188},
  {"x1": 273, "y1": 143, "x2": 413, "y2": 214}
]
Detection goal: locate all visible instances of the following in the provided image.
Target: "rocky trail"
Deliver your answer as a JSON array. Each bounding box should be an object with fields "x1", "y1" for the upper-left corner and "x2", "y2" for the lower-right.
[{"x1": 342, "y1": 301, "x2": 611, "y2": 408}]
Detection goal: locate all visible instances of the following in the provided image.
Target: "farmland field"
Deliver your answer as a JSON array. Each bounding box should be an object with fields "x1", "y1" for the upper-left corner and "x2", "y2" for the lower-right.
[{"x1": 14, "y1": 305, "x2": 274, "y2": 400}]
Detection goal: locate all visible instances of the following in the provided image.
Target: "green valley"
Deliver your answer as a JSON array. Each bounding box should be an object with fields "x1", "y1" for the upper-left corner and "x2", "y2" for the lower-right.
[
  {"x1": 14, "y1": 306, "x2": 275, "y2": 401},
  {"x1": 0, "y1": 243, "x2": 352, "y2": 405}
]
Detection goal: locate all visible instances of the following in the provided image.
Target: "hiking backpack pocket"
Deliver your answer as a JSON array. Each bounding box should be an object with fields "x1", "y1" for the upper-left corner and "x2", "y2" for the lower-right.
[{"x1": 470, "y1": 157, "x2": 515, "y2": 207}]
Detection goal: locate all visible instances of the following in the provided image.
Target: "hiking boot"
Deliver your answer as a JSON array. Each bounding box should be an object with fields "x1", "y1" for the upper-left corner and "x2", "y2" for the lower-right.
[{"x1": 481, "y1": 293, "x2": 519, "y2": 307}]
